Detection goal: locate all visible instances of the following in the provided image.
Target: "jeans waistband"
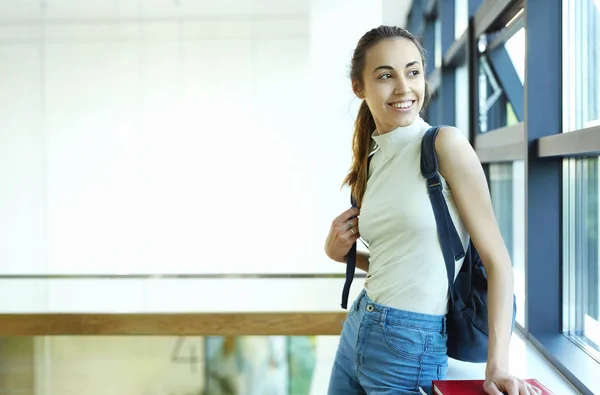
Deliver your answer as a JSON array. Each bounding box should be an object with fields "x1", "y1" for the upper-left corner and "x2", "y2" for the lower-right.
[{"x1": 355, "y1": 289, "x2": 447, "y2": 333}]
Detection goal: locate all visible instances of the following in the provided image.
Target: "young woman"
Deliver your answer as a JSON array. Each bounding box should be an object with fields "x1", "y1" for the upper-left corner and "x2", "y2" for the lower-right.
[{"x1": 324, "y1": 26, "x2": 540, "y2": 395}]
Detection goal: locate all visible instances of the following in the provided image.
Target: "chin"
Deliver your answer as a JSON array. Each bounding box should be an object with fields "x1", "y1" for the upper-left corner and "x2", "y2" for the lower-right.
[{"x1": 394, "y1": 113, "x2": 418, "y2": 127}]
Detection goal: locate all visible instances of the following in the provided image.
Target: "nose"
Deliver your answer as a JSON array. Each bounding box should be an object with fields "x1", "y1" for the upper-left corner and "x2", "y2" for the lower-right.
[{"x1": 394, "y1": 75, "x2": 411, "y2": 95}]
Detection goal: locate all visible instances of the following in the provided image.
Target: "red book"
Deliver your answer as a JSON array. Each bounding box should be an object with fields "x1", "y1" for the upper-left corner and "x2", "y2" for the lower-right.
[{"x1": 430, "y1": 378, "x2": 554, "y2": 395}]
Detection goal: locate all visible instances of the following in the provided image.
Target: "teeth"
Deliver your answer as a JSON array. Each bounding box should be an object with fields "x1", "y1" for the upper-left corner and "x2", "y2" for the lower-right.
[{"x1": 392, "y1": 101, "x2": 412, "y2": 108}]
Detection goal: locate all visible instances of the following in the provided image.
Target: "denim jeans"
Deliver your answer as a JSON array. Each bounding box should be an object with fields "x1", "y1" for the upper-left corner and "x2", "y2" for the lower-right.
[{"x1": 327, "y1": 289, "x2": 449, "y2": 395}]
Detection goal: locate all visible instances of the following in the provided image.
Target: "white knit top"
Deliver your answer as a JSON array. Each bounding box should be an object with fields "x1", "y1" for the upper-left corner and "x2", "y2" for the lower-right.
[{"x1": 359, "y1": 116, "x2": 470, "y2": 315}]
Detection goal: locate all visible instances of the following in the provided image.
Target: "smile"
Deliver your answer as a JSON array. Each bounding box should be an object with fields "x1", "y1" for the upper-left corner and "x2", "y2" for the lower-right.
[{"x1": 388, "y1": 101, "x2": 415, "y2": 111}]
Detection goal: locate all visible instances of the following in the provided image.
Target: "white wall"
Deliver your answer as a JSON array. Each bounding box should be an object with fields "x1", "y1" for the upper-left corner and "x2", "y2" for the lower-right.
[
  {"x1": 0, "y1": 0, "x2": 388, "y2": 313},
  {"x1": 1, "y1": 2, "x2": 390, "y2": 393},
  {"x1": 1, "y1": 2, "x2": 314, "y2": 277}
]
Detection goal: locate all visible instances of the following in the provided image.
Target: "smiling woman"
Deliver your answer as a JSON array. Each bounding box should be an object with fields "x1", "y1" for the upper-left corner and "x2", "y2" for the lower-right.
[{"x1": 324, "y1": 25, "x2": 539, "y2": 395}]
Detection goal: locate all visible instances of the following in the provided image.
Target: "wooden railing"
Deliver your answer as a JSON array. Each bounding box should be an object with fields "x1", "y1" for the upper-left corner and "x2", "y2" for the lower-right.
[{"x1": 0, "y1": 312, "x2": 348, "y2": 336}]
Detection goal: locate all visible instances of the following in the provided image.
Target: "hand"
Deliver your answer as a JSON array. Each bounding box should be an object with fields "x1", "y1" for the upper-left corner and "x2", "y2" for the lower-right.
[
  {"x1": 324, "y1": 207, "x2": 361, "y2": 263},
  {"x1": 484, "y1": 368, "x2": 542, "y2": 395}
]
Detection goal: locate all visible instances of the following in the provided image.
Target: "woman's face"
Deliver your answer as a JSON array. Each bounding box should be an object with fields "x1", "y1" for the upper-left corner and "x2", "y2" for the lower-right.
[{"x1": 354, "y1": 38, "x2": 426, "y2": 134}]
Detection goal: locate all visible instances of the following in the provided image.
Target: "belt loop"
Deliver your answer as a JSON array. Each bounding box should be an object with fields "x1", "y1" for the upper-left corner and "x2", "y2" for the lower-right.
[
  {"x1": 441, "y1": 316, "x2": 447, "y2": 335},
  {"x1": 355, "y1": 290, "x2": 365, "y2": 312}
]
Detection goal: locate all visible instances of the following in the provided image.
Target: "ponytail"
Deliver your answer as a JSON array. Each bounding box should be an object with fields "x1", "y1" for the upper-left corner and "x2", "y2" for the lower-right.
[{"x1": 342, "y1": 100, "x2": 376, "y2": 208}]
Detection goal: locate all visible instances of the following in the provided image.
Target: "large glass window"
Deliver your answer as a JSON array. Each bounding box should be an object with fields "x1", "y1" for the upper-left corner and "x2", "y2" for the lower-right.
[
  {"x1": 563, "y1": 158, "x2": 600, "y2": 356},
  {"x1": 562, "y1": 0, "x2": 600, "y2": 358},
  {"x1": 563, "y1": 0, "x2": 600, "y2": 131},
  {"x1": 478, "y1": 24, "x2": 524, "y2": 133},
  {"x1": 490, "y1": 161, "x2": 526, "y2": 326}
]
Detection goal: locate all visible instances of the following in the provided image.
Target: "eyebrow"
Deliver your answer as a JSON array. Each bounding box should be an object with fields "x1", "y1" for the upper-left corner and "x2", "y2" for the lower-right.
[{"x1": 373, "y1": 61, "x2": 420, "y2": 73}]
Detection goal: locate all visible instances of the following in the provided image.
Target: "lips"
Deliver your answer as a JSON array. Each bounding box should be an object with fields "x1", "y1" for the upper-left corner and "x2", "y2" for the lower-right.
[{"x1": 388, "y1": 100, "x2": 416, "y2": 111}]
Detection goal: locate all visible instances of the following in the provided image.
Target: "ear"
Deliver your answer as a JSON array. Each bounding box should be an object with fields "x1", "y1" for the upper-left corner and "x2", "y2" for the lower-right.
[{"x1": 352, "y1": 80, "x2": 364, "y2": 99}]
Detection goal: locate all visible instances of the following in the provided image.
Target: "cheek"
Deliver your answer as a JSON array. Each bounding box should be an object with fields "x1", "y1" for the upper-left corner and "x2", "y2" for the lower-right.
[{"x1": 364, "y1": 83, "x2": 392, "y2": 105}]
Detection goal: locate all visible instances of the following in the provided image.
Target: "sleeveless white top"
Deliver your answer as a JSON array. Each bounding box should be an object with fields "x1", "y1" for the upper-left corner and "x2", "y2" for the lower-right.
[{"x1": 359, "y1": 116, "x2": 470, "y2": 315}]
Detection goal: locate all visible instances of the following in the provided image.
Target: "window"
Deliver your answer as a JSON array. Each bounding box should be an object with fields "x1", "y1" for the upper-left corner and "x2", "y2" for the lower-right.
[
  {"x1": 505, "y1": 27, "x2": 525, "y2": 84},
  {"x1": 561, "y1": 0, "x2": 600, "y2": 358},
  {"x1": 454, "y1": 0, "x2": 469, "y2": 39},
  {"x1": 455, "y1": 64, "x2": 469, "y2": 134},
  {"x1": 478, "y1": 55, "x2": 506, "y2": 132},
  {"x1": 478, "y1": 24, "x2": 525, "y2": 133},
  {"x1": 490, "y1": 161, "x2": 526, "y2": 326},
  {"x1": 563, "y1": 158, "x2": 600, "y2": 356},
  {"x1": 563, "y1": 0, "x2": 600, "y2": 131},
  {"x1": 434, "y1": 18, "x2": 442, "y2": 69}
]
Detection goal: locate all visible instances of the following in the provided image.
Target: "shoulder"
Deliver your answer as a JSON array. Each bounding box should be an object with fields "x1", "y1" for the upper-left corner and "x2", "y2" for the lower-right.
[
  {"x1": 432, "y1": 126, "x2": 480, "y2": 180},
  {"x1": 433, "y1": 126, "x2": 471, "y2": 155}
]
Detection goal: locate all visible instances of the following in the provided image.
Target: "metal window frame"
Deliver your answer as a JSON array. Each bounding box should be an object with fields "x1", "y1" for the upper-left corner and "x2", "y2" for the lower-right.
[
  {"x1": 487, "y1": 11, "x2": 525, "y2": 51},
  {"x1": 486, "y1": 46, "x2": 524, "y2": 121},
  {"x1": 475, "y1": 122, "x2": 525, "y2": 162},
  {"x1": 538, "y1": 126, "x2": 600, "y2": 158},
  {"x1": 443, "y1": 28, "x2": 468, "y2": 68},
  {"x1": 474, "y1": 0, "x2": 524, "y2": 38},
  {"x1": 407, "y1": 0, "x2": 600, "y2": 393}
]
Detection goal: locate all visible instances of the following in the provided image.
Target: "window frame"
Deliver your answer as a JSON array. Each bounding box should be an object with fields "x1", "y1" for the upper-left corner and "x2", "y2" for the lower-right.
[{"x1": 407, "y1": 0, "x2": 600, "y2": 393}]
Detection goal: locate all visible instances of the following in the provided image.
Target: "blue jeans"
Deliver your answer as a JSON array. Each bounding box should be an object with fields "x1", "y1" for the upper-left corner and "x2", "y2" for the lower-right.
[{"x1": 328, "y1": 289, "x2": 449, "y2": 395}]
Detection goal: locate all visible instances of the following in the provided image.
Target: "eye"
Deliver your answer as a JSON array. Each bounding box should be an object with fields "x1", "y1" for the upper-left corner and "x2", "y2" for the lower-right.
[
  {"x1": 408, "y1": 70, "x2": 421, "y2": 77},
  {"x1": 378, "y1": 73, "x2": 393, "y2": 80}
]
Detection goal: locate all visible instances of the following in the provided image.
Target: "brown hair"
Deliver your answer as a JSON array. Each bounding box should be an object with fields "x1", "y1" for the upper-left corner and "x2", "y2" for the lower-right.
[{"x1": 342, "y1": 25, "x2": 428, "y2": 207}]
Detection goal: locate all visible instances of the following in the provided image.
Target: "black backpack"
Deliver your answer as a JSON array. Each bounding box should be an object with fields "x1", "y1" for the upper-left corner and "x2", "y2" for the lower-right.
[
  {"x1": 420, "y1": 125, "x2": 517, "y2": 362},
  {"x1": 340, "y1": 125, "x2": 516, "y2": 363}
]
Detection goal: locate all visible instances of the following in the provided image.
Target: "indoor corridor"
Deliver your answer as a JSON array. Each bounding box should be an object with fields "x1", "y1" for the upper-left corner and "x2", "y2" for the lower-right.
[{"x1": 1, "y1": 0, "x2": 599, "y2": 394}]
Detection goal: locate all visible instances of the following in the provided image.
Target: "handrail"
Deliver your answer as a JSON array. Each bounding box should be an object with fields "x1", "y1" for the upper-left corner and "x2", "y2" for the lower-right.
[{"x1": 0, "y1": 312, "x2": 348, "y2": 336}]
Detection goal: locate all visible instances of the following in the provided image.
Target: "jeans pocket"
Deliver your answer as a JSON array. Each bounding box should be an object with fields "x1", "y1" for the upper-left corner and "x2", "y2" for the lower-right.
[
  {"x1": 425, "y1": 330, "x2": 448, "y2": 354},
  {"x1": 382, "y1": 324, "x2": 426, "y2": 360}
]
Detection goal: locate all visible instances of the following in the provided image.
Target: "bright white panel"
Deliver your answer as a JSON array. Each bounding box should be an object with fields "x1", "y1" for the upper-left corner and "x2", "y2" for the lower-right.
[
  {"x1": 0, "y1": 26, "x2": 42, "y2": 43},
  {"x1": 381, "y1": 0, "x2": 411, "y2": 27},
  {"x1": 183, "y1": 0, "x2": 309, "y2": 16},
  {"x1": 116, "y1": 0, "x2": 140, "y2": 19},
  {"x1": 0, "y1": 280, "x2": 46, "y2": 312},
  {"x1": 0, "y1": 277, "x2": 365, "y2": 312},
  {"x1": 142, "y1": 278, "x2": 364, "y2": 312},
  {"x1": 0, "y1": 44, "x2": 45, "y2": 274},
  {"x1": 139, "y1": 0, "x2": 184, "y2": 18},
  {"x1": 183, "y1": 19, "x2": 253, "y2": 39},
  {"x1": 46, "y1": 279, "x2": 145, "y2": 312},
  {"x1": 0, "y1": 0, "x2": 41, "y2": 21},
  {"x1": 43, "y1": 40, "x2": 140, "y2": 273},
  {"x1": 253, "y1": 0, "x2": 310, "y2": 15},
  {"x1": 140, "y1": 21, "x2": 180, "y2": 40},
  {"x1": 183, "y1": 0, "x2": 254, "y2": 16},
  {"x1": 43, "y1": 24, "x2": 123, "y2": 42},
  {"x1": 42, "y1": 0, "x2": 119, "y2": 19},
  {"x1": 254, "y1": 15, "x2": 309, "y2": 37}
]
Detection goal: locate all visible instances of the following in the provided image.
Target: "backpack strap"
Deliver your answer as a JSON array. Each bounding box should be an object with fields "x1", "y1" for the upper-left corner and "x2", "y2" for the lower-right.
[
  {"x1": 341, "y1": 154, "x2": 374, "y2": 309},
  {"x1": 341, "y1": 197, "x2": 358, "y2": 309},
  {"x1": 420, "y1": 126, "x2": 466, "y2": 301}
]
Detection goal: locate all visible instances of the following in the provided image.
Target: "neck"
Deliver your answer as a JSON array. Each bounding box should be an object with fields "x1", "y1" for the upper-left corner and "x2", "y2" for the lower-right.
[
  {"x1": 371, "y1": 116, "x2": 429, "y2": 158},
  {"x1": 375, "y1": 116, "x2": 421, "y2": 136}
]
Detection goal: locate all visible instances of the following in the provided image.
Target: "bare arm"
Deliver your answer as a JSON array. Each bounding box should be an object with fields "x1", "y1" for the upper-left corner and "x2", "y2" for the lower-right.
[{"x1": 435, "y1": 127, "x2": 514, "y2": 377}]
